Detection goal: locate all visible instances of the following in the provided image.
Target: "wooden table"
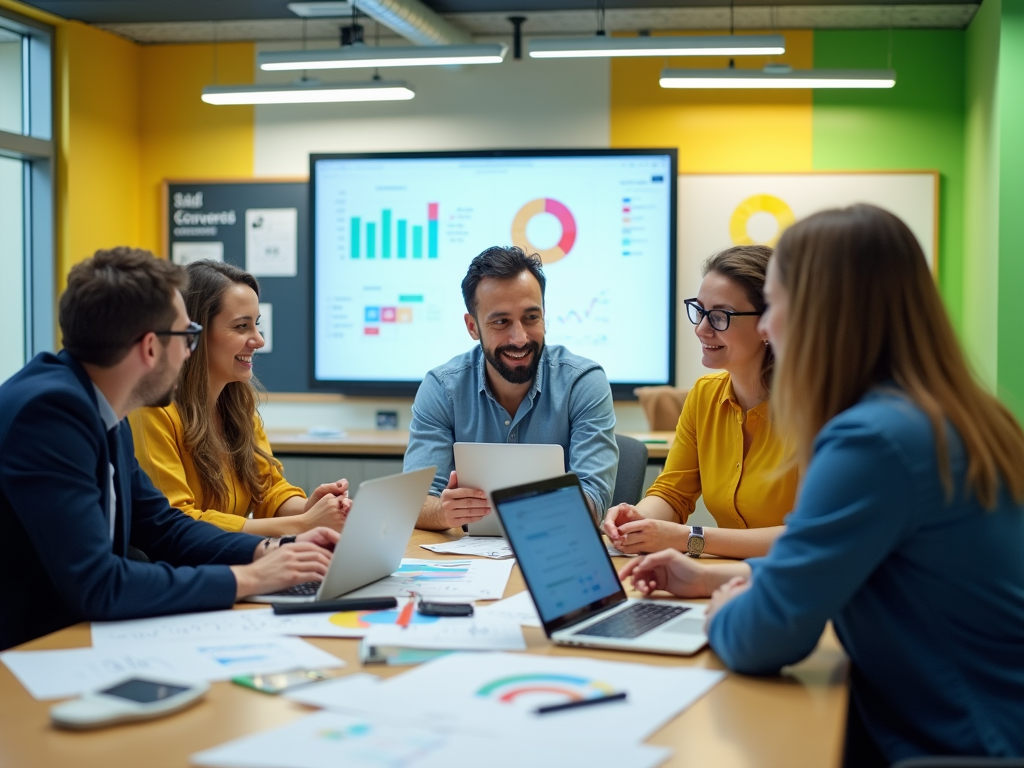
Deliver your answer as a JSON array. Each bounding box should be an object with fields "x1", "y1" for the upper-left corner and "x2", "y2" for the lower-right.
[
  {"x1": 268, "y1": 430, "x2": 678, "y2": 462},
  {"x1": 0, "y1": 530, "x2": 848, "y2": 768}
]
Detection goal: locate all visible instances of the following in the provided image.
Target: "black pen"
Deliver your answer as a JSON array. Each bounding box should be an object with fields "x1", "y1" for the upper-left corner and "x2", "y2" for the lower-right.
[{"x1": 534, "y1": 692, "x2": 628, "y2": 715}]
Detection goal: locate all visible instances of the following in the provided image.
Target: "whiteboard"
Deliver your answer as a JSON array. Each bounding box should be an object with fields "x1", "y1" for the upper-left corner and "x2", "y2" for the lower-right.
[{"x1": 675, "y1": 171, "x2": 938, "y2": 389}]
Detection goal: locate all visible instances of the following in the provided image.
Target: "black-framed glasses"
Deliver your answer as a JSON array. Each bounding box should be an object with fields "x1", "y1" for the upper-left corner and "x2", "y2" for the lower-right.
[
  {"x1": 684, "y1": 299, "x2": 761, "y2": 332},
  {"x1": 151, "y1": 321, "x2": 203, "y2": 352}
]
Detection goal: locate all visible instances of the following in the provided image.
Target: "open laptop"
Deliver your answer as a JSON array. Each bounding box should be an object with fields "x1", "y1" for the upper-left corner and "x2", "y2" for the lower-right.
[
  {"x1": 248, "y1": 466, "x2": 435, "y2": 604},
  {"x1": 492, "y1": 474, "x2": 708, "y2": 655},
  {"x1": 454, "y1": 442, "x2": 564, "y2": 537}
]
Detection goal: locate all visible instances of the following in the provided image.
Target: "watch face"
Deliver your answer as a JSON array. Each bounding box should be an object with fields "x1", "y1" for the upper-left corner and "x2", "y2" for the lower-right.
[{"x1": 687, "y1": 536, "x2": 704, "y2": 556}]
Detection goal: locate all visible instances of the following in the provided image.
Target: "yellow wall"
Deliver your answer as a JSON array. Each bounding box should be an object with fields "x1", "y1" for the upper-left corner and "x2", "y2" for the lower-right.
[
  {"x1": 610, "y1": 30, "x2": 814, "y2": 171},
  {"x1": 139, "y1": 43, "x2": 254, "y2": 257}
]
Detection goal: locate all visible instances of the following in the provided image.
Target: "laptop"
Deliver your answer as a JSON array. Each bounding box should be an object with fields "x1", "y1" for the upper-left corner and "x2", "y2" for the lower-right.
[
  {"x1": 247, "y1": 466, "x2": 435, "y2": 604},
  {"x1": 454, "y1": 442, "x2": 565, "y2": 537},
  {"x1": 492, "y1": 474, "x2": 708, "y2": 655}
]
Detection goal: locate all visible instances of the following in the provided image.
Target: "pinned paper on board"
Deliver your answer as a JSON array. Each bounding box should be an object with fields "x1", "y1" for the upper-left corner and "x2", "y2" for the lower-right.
[
  {"x1": 246, "y1": 208, "x2": 297, "y2": 277},
  {"x1": 171, "y1": 241, "x2": 223, "y2": 266},
  {"x1": 257, "y1": 302, "x2": 273, "y2": 353}
]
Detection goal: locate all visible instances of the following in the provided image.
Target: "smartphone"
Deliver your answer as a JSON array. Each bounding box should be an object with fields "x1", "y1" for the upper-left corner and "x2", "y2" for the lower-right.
[
  {"x1": 417, "y1": 601, "x2": 474, "y2": 617},
  {"x1": 231, "y1": 669, "x2": 342, "y2": 695}
]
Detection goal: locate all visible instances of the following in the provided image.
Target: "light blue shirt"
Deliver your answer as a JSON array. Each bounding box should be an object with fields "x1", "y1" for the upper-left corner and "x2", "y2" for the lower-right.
[
  {"x1": 708, "y1": 389, "x2": 1024, "y2": 762},
  {"x1": 403, "y1": 344, "x2": 618, "y2": 512}
]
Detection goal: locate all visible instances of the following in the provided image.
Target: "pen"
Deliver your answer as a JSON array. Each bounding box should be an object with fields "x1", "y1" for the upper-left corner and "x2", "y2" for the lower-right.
[
  {"x1": 395, "y1": 599, "x2": 415, "y2": 629},
  {"x1": 534, "y1": 692, "x2": 628, "y2": 715}
]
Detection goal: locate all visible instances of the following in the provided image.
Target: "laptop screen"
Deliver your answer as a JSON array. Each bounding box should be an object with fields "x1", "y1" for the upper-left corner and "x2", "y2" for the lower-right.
[{"x1": 496, "y1": 480, "x2": 625, "y2": 628}]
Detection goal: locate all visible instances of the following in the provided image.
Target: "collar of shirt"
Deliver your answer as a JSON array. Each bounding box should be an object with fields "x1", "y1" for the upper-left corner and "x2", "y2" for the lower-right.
[
  {"x1": 91, "y1": 383, "x2": 119, "y2": 432},
  {"x1": 719, "y1": 378, "x2": 770, "y2": 422}
]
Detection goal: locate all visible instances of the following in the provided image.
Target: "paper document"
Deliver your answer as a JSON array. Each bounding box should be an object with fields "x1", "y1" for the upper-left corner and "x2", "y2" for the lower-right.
[
  {"x1": 344, "y1": 559, "x2": 514, "y2": 601},
  {"x1": 475, "y1": 590, "x2": 542, "y2": 628},
  {"x1": 363, "y1": 618, "x2": 525, "y2": 651},
  {"x1": 92, "y1": 607, "x2": 374, "y2": 647},
  {"x1": 191, "y1": 711, "x2": 672, "y2": 768},
  {"x1": 284, "y1": 673, "x2": 381, "y2": 710},
  {"x1": 245, "y1": 208, "x2": 297, "y2": 277},
  {"x1": 324, "y1": 651, "x2": 724, "y2": 744},
  {"x1": 172, "y1": 241, "x2": 223, "y2": 266},
  {"x1": 2, "y1": 637, "x2": 343, "y2": 700},
  {"x1": 420, "y1": 537, "x2": 513, "y2": 559}
]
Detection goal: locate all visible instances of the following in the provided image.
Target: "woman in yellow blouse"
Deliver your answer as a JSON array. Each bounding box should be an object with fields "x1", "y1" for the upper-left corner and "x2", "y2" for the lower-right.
[
  {"x1": 604, "y1": 245, "x2": 798, "y2": 558},
  {"x1": 130, "y1": 261, "x2": 352, "y2": 535}
]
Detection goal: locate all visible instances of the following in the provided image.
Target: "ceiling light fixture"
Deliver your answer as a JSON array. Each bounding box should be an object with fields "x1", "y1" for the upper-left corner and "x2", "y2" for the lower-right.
[
  {"x1": 258, "y1": 42, "x2": 507, "y2": 71},
  {"x1": 529, "y1": 34, "x2": 785, "y2": 59},
  {"x1": 201, "y1": 79, "x2": 415, "y2": 105},
  {"x1": 659, "y1": 65, "x2": 896, "y2": 89}
]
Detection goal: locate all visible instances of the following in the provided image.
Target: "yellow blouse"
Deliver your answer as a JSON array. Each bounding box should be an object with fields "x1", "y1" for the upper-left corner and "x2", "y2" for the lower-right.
[
  {"x1": 644, "y1": 372, "x2": 798, "y2": 529},
  {"x1": 129, "y1": 403, "x2": 306, "y2": 532}
]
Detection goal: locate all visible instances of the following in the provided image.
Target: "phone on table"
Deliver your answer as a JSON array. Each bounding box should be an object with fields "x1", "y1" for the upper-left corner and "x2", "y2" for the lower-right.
[
  {"x1": 232, "y1": 669, "x2": 344, "y2": 695},
  {"x1": 49, "y1": 676, "x2": 209, "y2": 730}
]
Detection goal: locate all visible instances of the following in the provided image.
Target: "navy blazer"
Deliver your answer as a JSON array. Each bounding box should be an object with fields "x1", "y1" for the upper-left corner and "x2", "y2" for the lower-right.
[{"x1": 0, "y1": 351, "x2": 263, "y2": 650}]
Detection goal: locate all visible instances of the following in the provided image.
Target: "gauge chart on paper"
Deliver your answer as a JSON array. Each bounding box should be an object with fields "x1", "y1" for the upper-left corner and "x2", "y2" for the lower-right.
[{"x1": 476, "y1": 673, "x2": 617, "y2": 709}]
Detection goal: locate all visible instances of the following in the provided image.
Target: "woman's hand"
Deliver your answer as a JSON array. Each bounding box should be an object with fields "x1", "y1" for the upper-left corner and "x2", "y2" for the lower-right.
[
  {"x1": 602, "y1": 503, "x2": 645, "y2": 542},
  {"x1": 297, "y1": 492, "x2": 351, "y2": 532},
  {"x1": 617, "y1": 549, "x2": 712, "y2": 598},
  {"x1": 304, "y1": 479, "x2": 349, "y2": 512},
  {"x1": 613, "y1": 518, "x2": 689, "y2": 554},
  {"x1": 705, "y1": 576, "x2": 753, "y2": 630}
]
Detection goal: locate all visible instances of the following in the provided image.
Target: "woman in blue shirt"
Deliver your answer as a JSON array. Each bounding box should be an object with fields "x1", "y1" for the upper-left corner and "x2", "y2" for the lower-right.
[{"x1": 620, "y1": 204, "x2": 1024, "y2": 764}]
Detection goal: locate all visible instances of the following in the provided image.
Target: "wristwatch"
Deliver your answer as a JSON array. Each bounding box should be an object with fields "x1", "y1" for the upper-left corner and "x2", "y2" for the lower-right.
[{"x1": 686, "y1": 526, "x2": 705, "y2": 558}]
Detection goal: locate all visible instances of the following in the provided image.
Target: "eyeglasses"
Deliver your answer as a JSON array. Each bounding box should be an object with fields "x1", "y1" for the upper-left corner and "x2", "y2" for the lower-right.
[
  {"x1": 684, "y1": 299, "x2": 761, "y2": 332},
  {"x1": 152, "y1": 321, "x2": 203, "y2": 352}
]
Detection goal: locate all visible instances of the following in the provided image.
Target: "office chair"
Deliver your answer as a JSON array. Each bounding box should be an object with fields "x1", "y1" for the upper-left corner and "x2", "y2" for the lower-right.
[
  {"x1": 611, "y1": 434, "x2": 649, "y2": 507},
  {"x1": 893, "y1": 759, "x2": 1024, "y2": 768}
]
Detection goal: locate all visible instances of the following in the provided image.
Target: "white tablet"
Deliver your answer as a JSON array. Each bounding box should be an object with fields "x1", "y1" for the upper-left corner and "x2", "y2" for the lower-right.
[{"x1": 453, "y1": 442, "x2": 565, "y2": 536}]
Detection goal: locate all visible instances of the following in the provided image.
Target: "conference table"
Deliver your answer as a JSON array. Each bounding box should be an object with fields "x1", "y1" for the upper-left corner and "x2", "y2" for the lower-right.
[{"x1": 0, "y1": 530, "x2": 850, "y2": 768}]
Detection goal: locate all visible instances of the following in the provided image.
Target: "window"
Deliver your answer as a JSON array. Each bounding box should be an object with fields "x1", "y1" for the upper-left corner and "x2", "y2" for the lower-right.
[{"x1": 0, "y1": 8, "x2": 53, "y2": 384}]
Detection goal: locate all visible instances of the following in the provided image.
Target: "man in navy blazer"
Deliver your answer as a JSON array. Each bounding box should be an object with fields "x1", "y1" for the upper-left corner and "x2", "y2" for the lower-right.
[{"x1": 0, "y1": 248, "x2": 335, "y2": 650}]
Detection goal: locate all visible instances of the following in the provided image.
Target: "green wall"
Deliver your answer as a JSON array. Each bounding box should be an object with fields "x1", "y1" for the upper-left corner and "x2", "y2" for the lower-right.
[
  {"x1": 998, "y1": 1, "x2": 1024, "y2": 417},
  {"x1": 812, "y1": 30, "x2": 967, "y2": 331}
]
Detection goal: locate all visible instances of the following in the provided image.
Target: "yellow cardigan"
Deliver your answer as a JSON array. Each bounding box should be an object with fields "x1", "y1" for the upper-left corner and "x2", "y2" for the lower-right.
[
  {"x1": 129, "y1": 403, "x2": 306, "y2": 532},
  {"x1": 645, "y1": 372, "x2": 798, "y2": 529}
]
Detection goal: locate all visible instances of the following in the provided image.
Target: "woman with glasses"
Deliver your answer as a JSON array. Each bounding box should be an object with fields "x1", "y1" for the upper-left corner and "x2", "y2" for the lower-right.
[
  {"x1": 621, "y1": 205, "x2": 1024, "y2": 764},
  {"x1": 129, "y1": 260, "x2": 353, "y2": 535},
  {"x1": 604, "y1": 245, "x2": 798, "y2": 558}
]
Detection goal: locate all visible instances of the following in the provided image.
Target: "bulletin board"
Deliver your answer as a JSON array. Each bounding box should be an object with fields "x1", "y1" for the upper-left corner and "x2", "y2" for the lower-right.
[{"x1": 162, "y1": 179, "x2": 311, "y2": 393}]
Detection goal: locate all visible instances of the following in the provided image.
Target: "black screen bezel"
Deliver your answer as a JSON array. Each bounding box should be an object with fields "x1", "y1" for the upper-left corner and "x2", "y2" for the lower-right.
[
  {"x1": 491, "y1": 473, "x2": 627, "y2": 637},
  {"x1": 308, "y1": 148, "x2": 679, "y2": 399}
]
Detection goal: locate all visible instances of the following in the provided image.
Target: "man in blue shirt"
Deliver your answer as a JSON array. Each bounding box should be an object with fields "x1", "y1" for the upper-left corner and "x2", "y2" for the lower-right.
[
  {"x1": 404, "y1": 246, "x2": 618, "y2": 531},
  {"x1": 0, "y1": 248, "x2": 336, "y2": 650}
]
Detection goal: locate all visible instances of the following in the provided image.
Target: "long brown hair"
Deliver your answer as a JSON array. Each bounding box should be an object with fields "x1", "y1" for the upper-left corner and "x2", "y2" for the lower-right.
[
  {"x1": 702, "y1": 244, "x2": 774, "y2": 397},
  {"x1": 174, "y1": 260, "x2": 275, "y2": 510},
  {"x1": 771, "y1": 204, "x2": 1024, "y2": 508}
]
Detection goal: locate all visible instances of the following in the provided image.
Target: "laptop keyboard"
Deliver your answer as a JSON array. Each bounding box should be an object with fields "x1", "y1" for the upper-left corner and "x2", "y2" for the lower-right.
[
  {"x1": 572, "y1": 603, "x2": 689, "y2": 639},
  {"x1": 268, "y1": 581, "x2": 319, "y2": 597}
]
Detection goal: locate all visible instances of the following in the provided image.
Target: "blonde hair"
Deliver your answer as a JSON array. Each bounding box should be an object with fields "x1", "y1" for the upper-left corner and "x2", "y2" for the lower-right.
[
  {"x1": 174, "y1": 261, "x2": 276, "y2": 511},
  {"x1": 702, "y1": 244, "x2": 774, "y2": 397},
  {"x1": 771, "y1": 204, "x2": 1024, "y2": 509}
]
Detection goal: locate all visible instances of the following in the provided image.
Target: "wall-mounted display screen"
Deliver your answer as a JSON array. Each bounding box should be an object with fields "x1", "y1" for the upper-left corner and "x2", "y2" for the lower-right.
[{"x1": 310, "y1": 149, "x2": 677, "y2": 397}]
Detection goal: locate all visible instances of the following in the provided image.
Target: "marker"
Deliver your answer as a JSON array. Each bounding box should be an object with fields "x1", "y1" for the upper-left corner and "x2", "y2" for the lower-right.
[
  {"x1": 395, "y1": 599, "x2": 415, "y2": 629},
  {"x1": 642, "y1": 439, "x2": 668, "y2": 444},
  {"x1": 534, "y1": 692, "x2": 627, "y2": 715}
]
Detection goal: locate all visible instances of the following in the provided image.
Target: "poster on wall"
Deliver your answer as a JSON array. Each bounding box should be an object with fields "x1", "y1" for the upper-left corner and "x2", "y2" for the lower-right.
[{"x1": 675, "y1": 171, "x2": 938, "y2": 389}]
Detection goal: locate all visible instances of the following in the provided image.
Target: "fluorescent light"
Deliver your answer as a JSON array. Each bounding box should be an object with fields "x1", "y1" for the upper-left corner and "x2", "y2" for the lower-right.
[
  {"x1": 201, "y1": 80, "x2": 415, "y2": 105},
  {"x1": 286, "y1": 2, "x2": 354, "y2": 17},
  {"x1": 529, "y1": 35, "x2": 785, "y2": 59},
  {"x1": 660, "y1": 67, "x2": 896, "y2": 89},
  {"x1": 259, "y1": 43, "x2": 507, "y2": 71}
]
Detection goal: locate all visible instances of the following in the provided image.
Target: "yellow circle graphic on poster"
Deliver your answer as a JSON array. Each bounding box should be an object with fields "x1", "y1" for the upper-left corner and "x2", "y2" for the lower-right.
[{"x1": 729, "y1": 194, "x2": 796, "y2": 247}]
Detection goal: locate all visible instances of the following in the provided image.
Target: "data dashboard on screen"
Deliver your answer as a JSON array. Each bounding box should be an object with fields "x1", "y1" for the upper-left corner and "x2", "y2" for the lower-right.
[{"x1": 311, "y1": 150, "x2": 677, "y2": 396}]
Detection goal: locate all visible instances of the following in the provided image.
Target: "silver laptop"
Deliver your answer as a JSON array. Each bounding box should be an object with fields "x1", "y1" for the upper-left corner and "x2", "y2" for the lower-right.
[
  {"x1": 492, "y1": 474, "x2": 708, "y2": 655},
  {"x1": 454, "y1": 442, "x2": 565, "y2": 537},
  {"x1": 248, "y1": 466, "x2": 435, "y2": 604}
]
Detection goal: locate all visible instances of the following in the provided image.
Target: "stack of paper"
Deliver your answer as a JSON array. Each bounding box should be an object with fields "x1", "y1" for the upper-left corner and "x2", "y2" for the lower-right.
[{"x1": 420, "y1": 537, "x2": 514, "y2": 559}]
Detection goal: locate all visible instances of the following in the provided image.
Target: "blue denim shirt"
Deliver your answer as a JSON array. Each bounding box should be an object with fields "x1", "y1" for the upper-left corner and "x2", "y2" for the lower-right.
[
  {"x1": 403, "y1": 344, "x2": 618, "y2": 511},
  {"x1": 708, "y1": 389, "x2": 1024, "y2": 762}
]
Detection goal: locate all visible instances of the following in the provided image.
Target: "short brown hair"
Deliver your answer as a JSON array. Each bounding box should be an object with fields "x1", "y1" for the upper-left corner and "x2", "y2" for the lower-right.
[
  {"x1": 59, "y1": 247, "x2": 188, "y2": 367},
  {"x1": 702, "y1": 244, "x2": 773, "y2": 395}
]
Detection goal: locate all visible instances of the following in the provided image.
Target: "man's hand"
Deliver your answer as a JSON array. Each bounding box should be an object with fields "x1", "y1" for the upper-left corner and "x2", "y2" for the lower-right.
[
  {"x1": 233, "y1": 527, "x2": 339, "y2": 599},
  {"x1": 613, "y1": 518, "x2": 689, "y2": 555},
  {"x1": 705, "y1": 576, "x2": 753, "y2": 631},
  {"x1": 437, "y1": 471, "x2": 490, "y2": 528},
  {"x1": 304, "y1": 479, "x2": 349, "y2": 511},
  {"x1": 617, "y1": 549, "x2": 712, "y2": 598}
]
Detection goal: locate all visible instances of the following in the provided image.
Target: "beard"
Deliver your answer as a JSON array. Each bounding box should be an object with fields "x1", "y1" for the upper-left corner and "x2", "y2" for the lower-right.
[
  {"x1": 483, "y1": 339, "x2": 543, "y2": 385},
  {"x1": 132, "y1": 356, "x2": 177, "y2": 409}
]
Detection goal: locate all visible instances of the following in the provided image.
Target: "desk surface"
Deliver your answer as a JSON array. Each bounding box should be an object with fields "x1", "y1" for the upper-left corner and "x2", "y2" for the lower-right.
[
  {"x1": 0, "y1": 530, "x2": 848, "y2": 768},
  {"x1": 268, "y1": 430, "x2": 677, "y2": 461}
]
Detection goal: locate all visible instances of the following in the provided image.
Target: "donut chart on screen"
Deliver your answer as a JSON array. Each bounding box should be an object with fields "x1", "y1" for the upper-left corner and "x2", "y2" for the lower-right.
[{"x1": 511, "y1": 197, "x2": 577, "y2": 264}]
